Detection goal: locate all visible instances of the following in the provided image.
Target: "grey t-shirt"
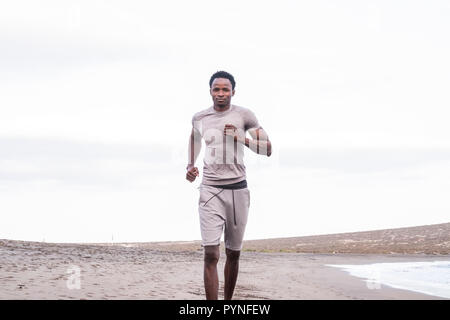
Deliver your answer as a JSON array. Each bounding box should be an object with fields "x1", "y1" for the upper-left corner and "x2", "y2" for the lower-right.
[{"x1": 191, "y1": 104, "x2": 260, "y2": 186}]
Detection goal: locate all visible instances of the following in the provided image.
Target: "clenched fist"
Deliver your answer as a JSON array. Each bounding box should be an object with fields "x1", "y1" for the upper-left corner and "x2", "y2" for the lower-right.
[
  {"x1": 224, "y1": 124, "x2": 245, "y2": 143},
  {"x1": 186, "y1": 166, "x2": 199, "y2": 182}
]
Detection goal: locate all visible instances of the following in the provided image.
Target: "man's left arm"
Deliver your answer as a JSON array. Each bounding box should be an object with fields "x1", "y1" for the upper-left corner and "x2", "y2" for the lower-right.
[
  {"x1": 224, "y1": 124, "x2": 272, "y2": 157},
  {"x1": 245, "y1": 127, "x2": 272, "y2": 157}
]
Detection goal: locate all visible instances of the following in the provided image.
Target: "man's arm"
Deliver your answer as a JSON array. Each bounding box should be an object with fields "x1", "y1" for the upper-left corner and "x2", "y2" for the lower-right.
[
  {"x1": 187, "y1": 127, "x2": 202, "y2": 169},
  {"x1": 245, "y1": 127, "x2": 272, "y2": 157},
  {"x1": 224, "y1": 124, "x2": 271, "y2": 157}
]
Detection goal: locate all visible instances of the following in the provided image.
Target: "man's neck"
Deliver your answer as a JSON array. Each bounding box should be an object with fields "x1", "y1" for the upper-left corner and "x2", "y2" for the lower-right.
[{"x1": 214, "y1": 104, "x2": 231, "y2": 112}]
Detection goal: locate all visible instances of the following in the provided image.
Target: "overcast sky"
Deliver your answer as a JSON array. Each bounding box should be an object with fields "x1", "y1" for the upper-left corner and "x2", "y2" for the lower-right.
[{"x1": 1, "y1": 0, "x2": 449, "y2": 243}]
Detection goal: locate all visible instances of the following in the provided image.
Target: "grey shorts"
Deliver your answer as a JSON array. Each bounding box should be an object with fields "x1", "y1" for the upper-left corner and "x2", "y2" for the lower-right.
[{"x1": 198, "y1": 184, "x2": 250, "y2": 251}]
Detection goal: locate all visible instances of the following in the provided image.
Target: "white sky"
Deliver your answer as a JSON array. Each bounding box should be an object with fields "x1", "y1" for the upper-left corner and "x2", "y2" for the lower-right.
[{"x1": 1, "y1": 0, "x2": 449, "y2": 243}]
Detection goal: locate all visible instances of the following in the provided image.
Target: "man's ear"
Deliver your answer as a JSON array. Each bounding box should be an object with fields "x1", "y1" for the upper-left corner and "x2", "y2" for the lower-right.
[{"x1": 232, "y1": 90, "x2": 235, "y2": 96}]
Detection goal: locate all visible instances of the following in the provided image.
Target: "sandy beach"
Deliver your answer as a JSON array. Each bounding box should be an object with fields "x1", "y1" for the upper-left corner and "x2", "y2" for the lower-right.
[{"x1": 1, "y1": 223, "x2": 449, "y2": 300}]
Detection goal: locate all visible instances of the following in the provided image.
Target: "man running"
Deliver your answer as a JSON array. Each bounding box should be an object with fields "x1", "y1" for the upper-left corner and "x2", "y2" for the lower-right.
[{"x1": 186, "y1": 71, "x2": 272, "y2": 300}]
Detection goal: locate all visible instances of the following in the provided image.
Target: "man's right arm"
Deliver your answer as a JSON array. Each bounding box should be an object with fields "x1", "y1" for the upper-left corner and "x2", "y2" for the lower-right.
[
  {"x1": 186, "y1": 127, "x2": 202, "y2": 182},
  {"x1": 187, "y1": 127, "x2": 202, "y2": 170}
]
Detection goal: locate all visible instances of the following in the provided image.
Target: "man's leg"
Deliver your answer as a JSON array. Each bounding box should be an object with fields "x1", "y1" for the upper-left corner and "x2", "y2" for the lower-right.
[
  {"x1": 204, "y1": 245, "x2": 220, "y2": 300},
  {"x1": 224, "y1": 248, "x2": 240, "y2": 300}
]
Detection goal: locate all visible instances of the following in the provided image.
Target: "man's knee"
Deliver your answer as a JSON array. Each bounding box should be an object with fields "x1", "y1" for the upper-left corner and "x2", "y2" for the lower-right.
[
  {"x1": 225, "y1": 248, "x2": 240, "y2": 261},
  {"x1": 204, "y1": 245, "x2": 220, "y2": 264}
]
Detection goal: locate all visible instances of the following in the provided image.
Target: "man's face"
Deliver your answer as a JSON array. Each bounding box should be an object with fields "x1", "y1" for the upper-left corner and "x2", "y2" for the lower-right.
[{"x1": 210, "y1": 78, "x2": 234, "y2": 108}]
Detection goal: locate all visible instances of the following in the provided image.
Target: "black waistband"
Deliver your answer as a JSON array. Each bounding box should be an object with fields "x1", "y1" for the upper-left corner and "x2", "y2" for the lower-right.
[{"x1": 209, "y1": 179, "x2": 247, "y2": 190}]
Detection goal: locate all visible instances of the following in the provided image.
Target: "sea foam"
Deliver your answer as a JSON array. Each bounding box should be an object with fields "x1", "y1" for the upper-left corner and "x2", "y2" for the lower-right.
[{"x1": 327, "y1": 260, "x2": 450, "y2": 299}]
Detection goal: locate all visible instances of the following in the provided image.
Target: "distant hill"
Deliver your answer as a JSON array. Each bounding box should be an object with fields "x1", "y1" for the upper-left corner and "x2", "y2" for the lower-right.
[
  {"x1": 243, "y1": 222, "x2": 450, "y2": 254},
  {"x1": 2, "y1": 222, "x2": 449, "y2": 255},
  {"x1": 127, "y1": 222, "x2": 450, "y2": 254}
]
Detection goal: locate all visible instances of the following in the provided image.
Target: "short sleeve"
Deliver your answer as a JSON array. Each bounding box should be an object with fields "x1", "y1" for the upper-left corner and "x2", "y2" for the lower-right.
[{"x1": 244, "y1": 109, "x2": 260, "y2": 131}]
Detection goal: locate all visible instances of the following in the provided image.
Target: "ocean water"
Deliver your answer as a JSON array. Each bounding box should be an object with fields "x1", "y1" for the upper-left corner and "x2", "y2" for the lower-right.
[{"x1": 327, "y1": 261, "x2": 450, "y2": 299}]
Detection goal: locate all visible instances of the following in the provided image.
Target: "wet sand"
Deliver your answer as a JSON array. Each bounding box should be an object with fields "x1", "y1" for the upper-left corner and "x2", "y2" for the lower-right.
[{"x1": 1, "y1": 223, "x2": 449, "y2": 300}]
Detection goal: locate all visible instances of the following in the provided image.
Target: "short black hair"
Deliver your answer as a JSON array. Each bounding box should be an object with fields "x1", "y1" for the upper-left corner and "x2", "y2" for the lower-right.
[{"x1": 209, "y1": 71, "x2": 236, "y2": 90}]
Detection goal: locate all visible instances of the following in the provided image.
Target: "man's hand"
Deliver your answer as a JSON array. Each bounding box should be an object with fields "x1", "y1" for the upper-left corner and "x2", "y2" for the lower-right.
[
  {"x1": 186, "y1": 166, "x2": 199, "y2": 182},
  {"x1": 224, "y1": 124, "x2": 244, "y2": 143}
]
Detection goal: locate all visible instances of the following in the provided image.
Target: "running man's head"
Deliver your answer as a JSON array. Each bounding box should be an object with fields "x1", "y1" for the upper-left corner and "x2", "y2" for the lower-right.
[{"x1": 209, "y1": 71, "x2": 235, "y2": 108}]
